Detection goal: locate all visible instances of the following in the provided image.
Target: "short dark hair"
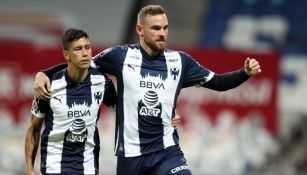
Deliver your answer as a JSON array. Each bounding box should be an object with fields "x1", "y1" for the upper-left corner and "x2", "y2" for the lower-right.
[
  {"x1": 137, "y1": 5, "x2": 166, "y2": 24},
  {"x1": 62, "y1": 28, "x2": 89, "y2": 50}
]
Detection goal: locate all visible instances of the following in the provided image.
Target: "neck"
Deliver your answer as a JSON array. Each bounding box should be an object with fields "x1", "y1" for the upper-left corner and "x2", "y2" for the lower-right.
[
  {"x1": 67, "y1": 66, "x2": 88, "y2": 84},
  {"x1": 140, "y1": 40, "x2": 160, "y2": 58}
]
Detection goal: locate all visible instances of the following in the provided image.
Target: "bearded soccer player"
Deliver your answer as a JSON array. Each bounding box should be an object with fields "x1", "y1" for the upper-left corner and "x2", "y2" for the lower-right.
[{"x1": 32, "y1": 5, "x2": 261, "y2": 175}]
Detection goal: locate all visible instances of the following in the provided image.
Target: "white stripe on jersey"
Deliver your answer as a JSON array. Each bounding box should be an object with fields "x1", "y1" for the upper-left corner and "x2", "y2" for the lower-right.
[
  {"x1": 122, "y1": 47, "x2": 144, "y2": 156},
  {"x1": 162, "y1": 51, "x2": 182, "y2": 148},
  {"x1": 46, "y1": 76, "x2": 67, "y2": 174},
  {"x1": 45, "y1": 141, "x2": 64, "y2": 173},
  {"x1": 83, "y1": 74, "x2": 106, "y2": 173}
]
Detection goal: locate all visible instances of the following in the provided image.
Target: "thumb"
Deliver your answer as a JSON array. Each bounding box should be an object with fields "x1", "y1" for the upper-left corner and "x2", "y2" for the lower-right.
[
  {"x1": 245, "y1": 57, "x2": 250, "y2": 66},
  {"x1": 245, "y1": 57, "x2": 251, "y2": 70}
]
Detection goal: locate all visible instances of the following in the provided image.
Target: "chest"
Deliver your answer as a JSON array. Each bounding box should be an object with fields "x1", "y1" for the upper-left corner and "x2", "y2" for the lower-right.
[
  {"x1": 120, "y1": 51, "x2": 183, "y2": 101},
  {"x1": 49, "y1": 78, "x2": 105, "y2": 120}
]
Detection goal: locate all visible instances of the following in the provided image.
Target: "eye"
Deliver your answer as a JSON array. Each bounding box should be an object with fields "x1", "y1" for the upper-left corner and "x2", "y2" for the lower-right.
[
  {"x1": 151, "y1": 26, "x2": 161, "y2": 30},
  {"x1": 74, "y1": 46, "x2": 82, "y2": 51}
]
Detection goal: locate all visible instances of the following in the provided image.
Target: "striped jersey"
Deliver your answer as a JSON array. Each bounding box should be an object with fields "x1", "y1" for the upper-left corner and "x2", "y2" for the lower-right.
[
  {"x1": 92, "y1": 44, "x2": 215, "y2": 157},
  {"x1": 31, "y1": 67, "x2": 116, "y2": 174}
]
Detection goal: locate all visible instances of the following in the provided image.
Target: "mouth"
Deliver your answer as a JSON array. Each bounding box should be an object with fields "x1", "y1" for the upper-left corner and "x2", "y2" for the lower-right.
[
  {"x1": 156, "y1": 37, "x2": 166, "y2": 42},
  {"x1": 80, "y1": 59, "x2": 91, "y2": 64},
  {"x1": 156, "y1": 40, "x2": 166, "y2": 43}
]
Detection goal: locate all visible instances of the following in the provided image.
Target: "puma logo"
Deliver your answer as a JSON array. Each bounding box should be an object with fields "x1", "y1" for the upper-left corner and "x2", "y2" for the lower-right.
[
  {"x1": 54, "y1": 96, "x2": 63, "y2": 103},
  {"x1": 128, "y1": 64, "x2": 136, "y2": 71}
]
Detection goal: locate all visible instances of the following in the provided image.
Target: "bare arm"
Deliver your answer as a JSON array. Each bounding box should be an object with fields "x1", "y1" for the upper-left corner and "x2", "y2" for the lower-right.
[{"x1": 25, "y1": 114, "x2": 44, "y2": 175}]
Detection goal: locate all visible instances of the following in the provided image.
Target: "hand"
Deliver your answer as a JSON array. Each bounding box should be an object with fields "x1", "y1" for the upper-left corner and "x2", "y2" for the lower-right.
[
  {"x1": 244, "y1": 57, "x2": 261, "y2": 76},
  {"x1": 33, "y1": 72, "x2": 51, "y2": 100},
  {"x1": 171, "y1": 113, "x2": 181, "y2": 129}
]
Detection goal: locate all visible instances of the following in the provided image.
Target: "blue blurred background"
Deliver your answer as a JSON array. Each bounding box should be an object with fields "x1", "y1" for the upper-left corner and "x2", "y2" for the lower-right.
[{"x1": 0, "y1": 0, "x2": 307, "y2": 174}]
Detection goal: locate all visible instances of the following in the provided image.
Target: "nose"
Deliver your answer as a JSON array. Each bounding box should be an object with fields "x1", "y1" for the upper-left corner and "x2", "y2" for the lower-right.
[
  {"x1": 160, "y1": 29, "x2": 166, "y2": 36},
  {"x1": 82, "y1": 48, "x2": 89, "y2": 56},
  {"x1": 159, "y1": 28, "x2": 167, "y2": 39}
]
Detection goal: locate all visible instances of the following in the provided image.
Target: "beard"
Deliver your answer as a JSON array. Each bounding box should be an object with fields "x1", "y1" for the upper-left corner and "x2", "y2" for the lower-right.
[{"x1": 144, "y1": 36, "x2": 167, "y2": 52}]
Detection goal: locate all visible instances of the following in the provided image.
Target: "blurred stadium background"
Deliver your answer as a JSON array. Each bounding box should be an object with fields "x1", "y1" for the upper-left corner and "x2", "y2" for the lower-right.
[{"x1": 0, "y1": 0, "x2": 307, "y2": 174}]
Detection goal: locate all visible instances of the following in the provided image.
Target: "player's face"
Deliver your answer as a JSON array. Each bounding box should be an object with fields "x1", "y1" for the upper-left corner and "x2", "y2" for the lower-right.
[
  {"x1": 141, "y1": 14, "x2": 168, "y2": 53},
  {"x1": 64, "y1": 37, "x2": 92, "y2": 70}
]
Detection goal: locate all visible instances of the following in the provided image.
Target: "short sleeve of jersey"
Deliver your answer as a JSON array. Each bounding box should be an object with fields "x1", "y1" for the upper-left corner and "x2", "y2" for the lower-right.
[
  {"x1": 92, "y1": 46, "x2": 126, "y2": 75},
  {"x1": 180, "y1": 52, "x2": 215, "y2": 88},
  {"x1": 31, "y1": 97, "x2": 49, "y2": 118}
]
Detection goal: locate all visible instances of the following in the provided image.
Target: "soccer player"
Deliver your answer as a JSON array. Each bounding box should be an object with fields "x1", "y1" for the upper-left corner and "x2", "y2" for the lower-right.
[
  {"x1": 25, "y1": 28, "x2": 117, "y2": 175},
  {"x1": 33, "y1": 5, "x2": 261, "y2": 175}
]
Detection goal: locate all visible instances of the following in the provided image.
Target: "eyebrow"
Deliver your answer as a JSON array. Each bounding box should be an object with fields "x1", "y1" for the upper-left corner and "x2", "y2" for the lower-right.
[{"x1": 151, "y1": 24, "x2": 168, "y2": 28}]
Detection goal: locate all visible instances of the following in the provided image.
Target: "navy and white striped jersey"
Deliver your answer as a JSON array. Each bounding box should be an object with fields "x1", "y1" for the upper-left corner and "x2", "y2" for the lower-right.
[
  {"x1": 92, "y1": 44, "x2": 215, "y2": 157},
  {"x1": 31, "y1": 67, "x2": 116, "y2": 174}
]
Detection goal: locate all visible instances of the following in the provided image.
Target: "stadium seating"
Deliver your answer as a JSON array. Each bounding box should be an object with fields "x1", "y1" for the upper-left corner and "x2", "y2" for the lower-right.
[{"x1": 200, "y1": 0, "x2": 307, "y2": 54}]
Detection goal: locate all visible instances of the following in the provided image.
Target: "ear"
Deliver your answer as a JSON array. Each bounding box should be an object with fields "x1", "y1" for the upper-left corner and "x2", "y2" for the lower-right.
[
  {"x1": 63, "y1": 50, "x2": 69, "y2": 61},
  {"x1": 136, "y1": 24, "x2": 143, "y2": 37}
]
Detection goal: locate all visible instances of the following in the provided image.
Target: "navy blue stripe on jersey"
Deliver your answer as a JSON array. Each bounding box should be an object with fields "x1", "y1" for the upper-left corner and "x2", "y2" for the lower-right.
[
  {"x1": 60, "y1": 70, "x2": 92, "y2": 173},
  {"x1": 93, "y1": 96, "x2": 101, "y2": 174},
  {"x1": 93, "y1": 127, "x2": 100, "y2": 174},
  {"x1": 138, "y1": 99, "x2": 164, "y2": 153},
  {"x1": 65, "y1": 71, "x2": 92, "y2": 109},
  {"x1": 61, "y1": 130, "x2": 87, "y2": 173},
  {"x1": 114, "y1": 58, "x2": 126, "y2": 156},
  {"x1": 101, "y1": 74, "x2": 117, "y2": 108},
  {"x1": 41, "y1": 108, "x2": 54, "y2": 174},
  {"x1": 138, "y1": 48, "x2": 167, "y2": 154},
  {"x1": 171, "y1": 110, "x2": 179, "y2": 146},
  {"x1": 139, "y1": 47, "x2": 168, "y2": 80}
]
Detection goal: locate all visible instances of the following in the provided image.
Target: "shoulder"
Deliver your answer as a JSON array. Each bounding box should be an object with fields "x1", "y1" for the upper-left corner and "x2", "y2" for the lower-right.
[
  {"x1": 96, "y1": 44, "x2": 138, "y2": 59},
  {"x1": 89, "y1": 67, "x2": 107, "y2": 77},
  {"x1": 126, "y1": 43, "x2": 140, "y2": 50},
  {"x1": 165, "y1": 49, "x2": 190, "y2": 57},
  {"x1": 164, "y1": 49, "x2": 193, "y2": 61},
  {"x1": 105, "y1": 44, "x2": 137, "y2": 53},
  {"x1": 89, "y1": 67, "x2": 113, "y2": 82},
  {"x1": 90, "y1": 68, "x2": 114, "y2": 89},
  {"x1": 117, "y1": 43, "x2": 142, "y2": 54},
  {"x1": 50, "y1": 69, "x2": 66, "y2": 81}
]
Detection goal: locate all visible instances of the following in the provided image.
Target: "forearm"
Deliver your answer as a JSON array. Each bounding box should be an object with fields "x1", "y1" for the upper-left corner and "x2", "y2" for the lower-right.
[
  {"x1": 42, "y1": 63, "x2": 67, "y2": 77},
  {"x1": 25, "y1": 126, "x2": 40, "y2": 174},
  {"x1": 203, "y1": 68, "x2": 249, "y2": 91}
]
